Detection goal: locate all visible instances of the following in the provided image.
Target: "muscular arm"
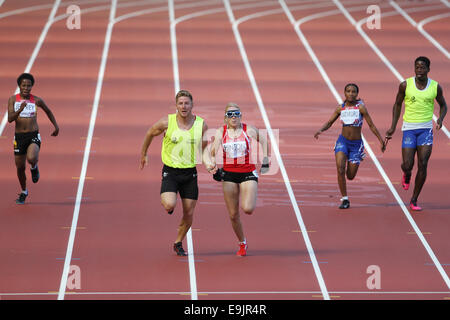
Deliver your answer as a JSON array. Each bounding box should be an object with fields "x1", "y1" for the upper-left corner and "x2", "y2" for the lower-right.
[
  {"x1": 386, "y1": 81, "x2": 406, "y2": 138},
  {"x1": 139, "y1": 116, "x2": 168, "y2": 169},
  {"x1": 435, "y1": 84, "x2": 448, "y2": 130},
  {"x1": 207, "y1": 126, "x2": 224, "y2": 174},
  {"x1": 36, "y1": 96, "x2": 59, "y2": 136},
  {"x1": 247, "y1": 125, "x2": 270, "y2": 173},
  {"x1": 200, "y1": 121, "x2": 214, "y2": 170},
  {"x1": 314, "y1": 105, "x2": 341, "y2": 139}
]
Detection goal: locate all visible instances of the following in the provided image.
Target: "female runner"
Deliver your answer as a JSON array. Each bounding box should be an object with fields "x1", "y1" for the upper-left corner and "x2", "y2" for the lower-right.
[
  {"x1": 209, "y1": 103, "x2": 269, "y2": 256},
  {"x1": 314, "y1": 84, "x2": 385, "y2": 209}
]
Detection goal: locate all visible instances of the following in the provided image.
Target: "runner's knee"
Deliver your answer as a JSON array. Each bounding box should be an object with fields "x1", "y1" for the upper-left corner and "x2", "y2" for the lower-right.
[{"x1": 241, "y1": 204, "x2": 255, "y2": 215}]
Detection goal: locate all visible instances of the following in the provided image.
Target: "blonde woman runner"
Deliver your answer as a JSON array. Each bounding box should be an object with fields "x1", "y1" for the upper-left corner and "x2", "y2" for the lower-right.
[{"x1": 209, "y1": 103, "x2": 269, "y2": 256}]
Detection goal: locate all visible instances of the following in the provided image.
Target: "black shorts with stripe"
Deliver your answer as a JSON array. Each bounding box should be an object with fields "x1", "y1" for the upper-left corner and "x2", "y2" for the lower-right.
[
  {"x1": 14, "y1": 131, "x2": 41, "y2": 155},
  {"x1": 222, "y1": 169, "x2": 258, "y2": 184},
  {"x1": 160, "y1": 165, "x2": 198, "y2": 200}
]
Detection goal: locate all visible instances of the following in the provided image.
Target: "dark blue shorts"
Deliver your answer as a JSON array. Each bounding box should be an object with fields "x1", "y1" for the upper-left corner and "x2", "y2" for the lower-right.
[
  {"x1": 402, "y1": 128, "x2": 433, "y2": 149},
  {"x1": 334, "y1": 134, "x2": 365, "y2": 165}
]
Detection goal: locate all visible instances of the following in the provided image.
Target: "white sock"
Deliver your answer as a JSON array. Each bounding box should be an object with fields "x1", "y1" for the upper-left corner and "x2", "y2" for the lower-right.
[
  {"x1": 341, "y1": 196, "x2": 348, "y2": 201},
  {"x1": 22, "y1": 189, "x2": 28, "y2": 195},
  {"x1": 239, "y1": 238, "x2": 247, "y2": 245}
]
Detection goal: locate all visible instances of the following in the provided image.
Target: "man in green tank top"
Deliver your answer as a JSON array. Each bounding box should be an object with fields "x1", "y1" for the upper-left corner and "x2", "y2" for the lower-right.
[
  {"x1": 386, "y1": 57, "x2": 447, "y2": 211},
  {"x1": 140, "y1": 90, "x2": 213, "y2": 256}
]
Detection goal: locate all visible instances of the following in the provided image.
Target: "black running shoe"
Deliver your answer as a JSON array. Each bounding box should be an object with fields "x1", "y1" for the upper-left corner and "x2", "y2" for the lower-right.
[
  {"x1": 339, "y1": 199, "x2": 350, "y2": 209},
  {"x1": 16, "y1": 192, "x2": 28, "y2": 205},
  {"x1": 173, "y1": 242, "x2": 187, "y2": 256},
  {"x1": 31, "y1": 166, "x2": 40, "y2": 183}
]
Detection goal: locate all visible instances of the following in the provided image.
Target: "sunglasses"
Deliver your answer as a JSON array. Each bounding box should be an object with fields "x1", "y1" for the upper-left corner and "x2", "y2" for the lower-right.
[{"x1": 225, "y1": 110, "x2": 241, "y2": 118}]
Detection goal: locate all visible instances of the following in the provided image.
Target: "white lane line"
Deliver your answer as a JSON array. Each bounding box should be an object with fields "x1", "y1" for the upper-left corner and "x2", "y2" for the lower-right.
[
  {"x1": 168, "y1": 0, "x2": 198, "y2": 301},
  {"x1": 57, "y1": 0, "x2": 117, "y2": 301},
  {"x1": 0, "y1": 0, "x2": 152, "y2": 137},
  {"x1": 0, "y1": 0, "x2": 61, "y2": 137},
  {"x1": 224, "y1": 0, "x2": 330, "y2": 300},
  {"x1": 390, "y1": 1, "x2": 450, "y2": 59},
  {"x1": 418, "y1": 12, "x2": 450, "y2": 59},
  {"x1": 301, "y1": 0, "x2": 450, "y2": 290},
  {"x1": 441, "y1": 0, "x2": 450, "y2": 8},
  {"x1": 2, "y1": 290, "x2": 450, "y2": 296},
  {"x1": 332, "y1": 0, "x2": 450, "y2": 139}
]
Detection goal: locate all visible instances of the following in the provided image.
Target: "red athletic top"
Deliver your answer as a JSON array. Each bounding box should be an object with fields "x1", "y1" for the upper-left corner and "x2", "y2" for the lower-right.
[
  {"x1": 222, "y1": 123, "x2": 256, "y2": 173},
  {"x1": 14, "y1": 94, "x2": 36, "y2": 118}
]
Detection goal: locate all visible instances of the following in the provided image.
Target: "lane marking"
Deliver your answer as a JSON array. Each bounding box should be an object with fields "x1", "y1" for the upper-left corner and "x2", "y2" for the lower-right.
[
  {"x1": 312, "y1": 294, "x2": 340, "y2": 298},
  {"x1": 225, "y1": 0, "x2": 330, "y2": 300},
  {"x1": 440, "y1": 0, "x2": 450, "y2": 8},
  {"x1": 407, "y1": 231, "x2": 432, "y2": 235},
  {"x1": 0, "y1": 0, "x2": 164, "y2": 137},
  {"x1": 390, "y1": 1, "x2": 450, "y2": 59},
  {"x1": 168, "y1": 0, "x2": 198, "y2": 301},
  {"x1": 2, "y1": 290, "x2": 450, "y2": 297},
  {"x1": 58, "y1": 0, "x2": 118, "y2": 301},
  {"x1": 329, "y1": 0, "x2": 450, "y2": 290},
  {"x1": 60, "y1": 226, "x2": 87, "y2": 230}
]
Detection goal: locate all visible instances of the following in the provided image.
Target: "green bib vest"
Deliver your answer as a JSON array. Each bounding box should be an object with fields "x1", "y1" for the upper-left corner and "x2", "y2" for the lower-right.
[
  {"x1": 404, "y1": 77, "x2": 437, "y2": 123},
  {"x1": 161, "y1": 113, "x2": 204, "y2": 168}
]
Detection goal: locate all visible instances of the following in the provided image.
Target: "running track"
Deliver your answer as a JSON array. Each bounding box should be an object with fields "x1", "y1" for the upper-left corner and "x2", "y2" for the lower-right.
[{"x1": 0, "y1": 0, "x2": 449, "y2": 301}]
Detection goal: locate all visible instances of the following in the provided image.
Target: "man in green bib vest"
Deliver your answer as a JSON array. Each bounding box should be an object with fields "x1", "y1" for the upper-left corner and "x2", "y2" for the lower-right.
[
  {"x1": 386, "y1": 56, "x2": 447, "y2": 211},
  {"x1": 140, "y1": 90, "x2": 212, "y2": 256}
]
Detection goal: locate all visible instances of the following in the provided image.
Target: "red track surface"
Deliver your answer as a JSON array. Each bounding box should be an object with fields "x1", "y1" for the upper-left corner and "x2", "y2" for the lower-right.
[{"x1": 0, "y1": 0, "x2": 449, "y2": 301}]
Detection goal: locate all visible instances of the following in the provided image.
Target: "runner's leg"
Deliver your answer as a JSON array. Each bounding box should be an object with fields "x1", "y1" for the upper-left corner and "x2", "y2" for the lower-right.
[{"x1": 222, "y1": 181, "x2": 245, "y2": 242}]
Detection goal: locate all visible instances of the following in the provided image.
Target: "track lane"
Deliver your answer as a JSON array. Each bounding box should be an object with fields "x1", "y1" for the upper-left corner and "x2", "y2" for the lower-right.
[
  {"x1": 0, "y1": 2, "x2": 113, "y2": 299},
  {"x1": 62, "y1": 2, "x2": 198, "y2": 300},
  {"x1": 173, "y1": 1, "x2": 323, "y2": 300},
  {"x1": 2, "y1": 0, "x2": 449, "y2": 300},
  {"x1": 274, "y1": 0, "x2": 450, "y2": 298}
]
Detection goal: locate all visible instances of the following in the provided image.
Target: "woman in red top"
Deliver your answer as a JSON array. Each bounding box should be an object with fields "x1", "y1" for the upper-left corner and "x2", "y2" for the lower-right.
[{"x1": 209, "y1": 103, "x2": 269, "y2": 256}]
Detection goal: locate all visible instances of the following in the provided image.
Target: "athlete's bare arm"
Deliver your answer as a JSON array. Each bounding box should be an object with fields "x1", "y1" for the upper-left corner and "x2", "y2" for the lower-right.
[{"x1": 140, "y1": 116, "x2": 168, "y2": 170}]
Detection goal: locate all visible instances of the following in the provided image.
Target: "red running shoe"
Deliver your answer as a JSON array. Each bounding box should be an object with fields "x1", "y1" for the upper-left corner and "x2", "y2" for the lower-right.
[
  {"x1": 409, "y1": 200, "x2": 422, "y2": 211},
  {"x1": 236, "y1": 242, "x2": 248, "y2": 256},
  {"x1": 401, "y1": 172, "x2": 410, "y2": 190}
]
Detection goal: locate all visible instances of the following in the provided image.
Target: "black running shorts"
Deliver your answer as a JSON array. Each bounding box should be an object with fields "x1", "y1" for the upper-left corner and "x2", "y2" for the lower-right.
[
  {"x1": 222, "y1": 169, "x2": 258, "y2": 184},
  {"x1": 160, "y1": 165, "x2": 199, "y2": 200},
  {"x1": 14, "y1": 131, "x2": 41, "y2": 155}
]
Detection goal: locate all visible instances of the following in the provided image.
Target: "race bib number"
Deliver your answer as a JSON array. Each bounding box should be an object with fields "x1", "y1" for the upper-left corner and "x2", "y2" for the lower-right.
[
  {"x1": 223, "y1": 140, "x2": 247, "y2": 158},
  {"x1": 340, "y1": 108, "x2": 360, "y2": 125},
  {"x1": 14, "y1": 101, "x2": 36, "y2": 118}
]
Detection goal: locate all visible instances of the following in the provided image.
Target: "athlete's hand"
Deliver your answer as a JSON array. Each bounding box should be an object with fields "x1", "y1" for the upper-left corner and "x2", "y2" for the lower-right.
[
  {"x1": 139, "y1": 155, "x2": 148, "y2": 170},
  {"x1": 260, "y1": 157, "x2": 270, "y2": 174},
  {"x1": 17, "y1": 101, "x2": 27, "y2": 114},
  {"x1": 385, "y1": 127, "x2": 395, "y2": 139},
  {"x1": 314, "y1": 131, "x2": 321, "y2": 139},
  {"x1": 380, "y1": 140, "x2": 386, "y2": 153},
  {"x1": 207, "y1": 163, "x2": 218, "y2": 174},
  {"x1": 51, "y1": 126, "x2": 59, "y2": 136},
  {"x1": 436, "y1": 119, "x2": 443, "y2": 131}
]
